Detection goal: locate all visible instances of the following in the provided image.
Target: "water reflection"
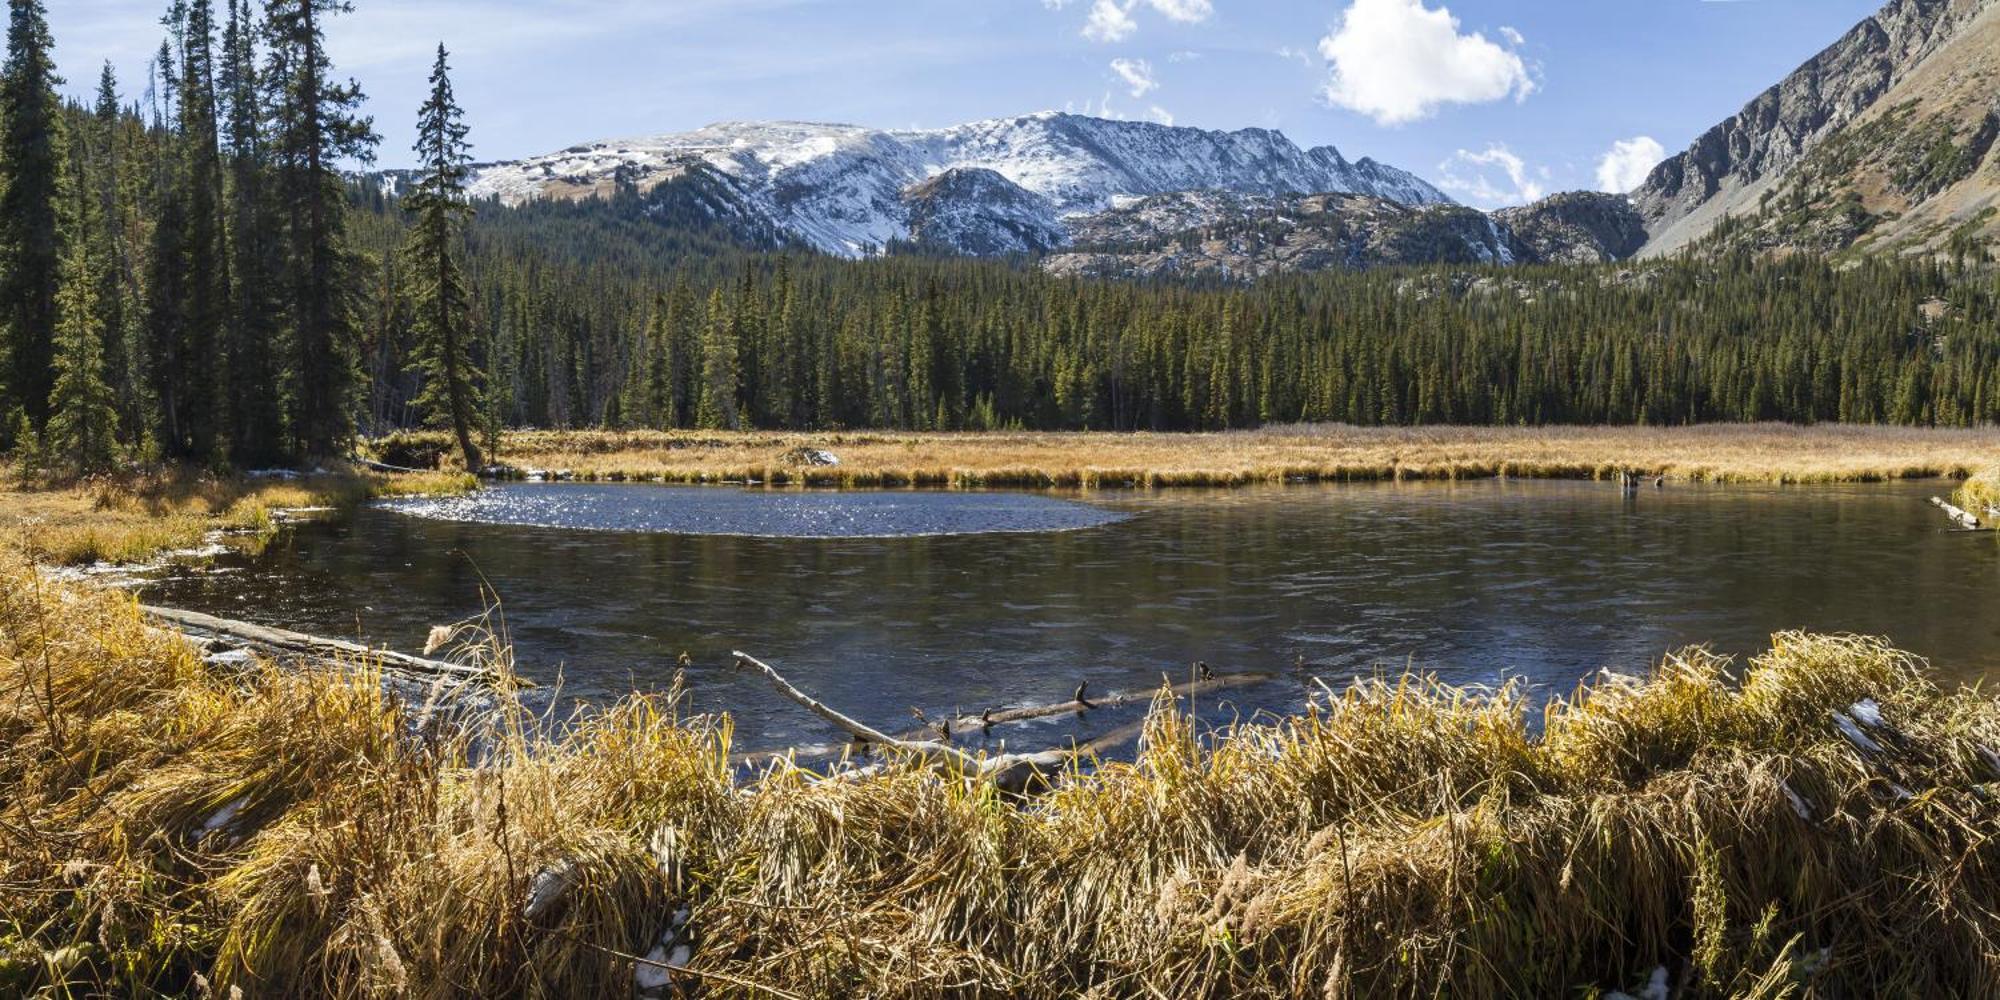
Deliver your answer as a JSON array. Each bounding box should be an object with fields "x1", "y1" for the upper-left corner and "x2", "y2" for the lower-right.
[
  {"x1": 142, "y1": 480, "x2": 2000, "y2": 752},
  {"x1": 379, "y1": 483, "x2": 1126, "y2": 537}
]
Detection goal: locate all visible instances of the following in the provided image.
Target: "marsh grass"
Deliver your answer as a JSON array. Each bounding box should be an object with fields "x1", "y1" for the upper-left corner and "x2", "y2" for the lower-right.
[
  {"x1": 5, "y1": 565, "x2": 2000, "y2": 997},
  {"x1": 376, "y1": 424, "x2": 2000, "y2": 491},
  {"x1": 0, "y1": 463, "x2": 476, "y2": 566},
  {"x1": 1958, "y1": 465, "x2": 2000, "y2": 514}
]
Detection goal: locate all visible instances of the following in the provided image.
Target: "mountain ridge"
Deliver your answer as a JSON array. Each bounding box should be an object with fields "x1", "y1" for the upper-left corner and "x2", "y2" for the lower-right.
[
  {"x1": 461, "y1": 112, "x2": 1452, "y2": 258},
  {"x1": 1634, "y1": 0, "x2": 2000, "y2": 257}
]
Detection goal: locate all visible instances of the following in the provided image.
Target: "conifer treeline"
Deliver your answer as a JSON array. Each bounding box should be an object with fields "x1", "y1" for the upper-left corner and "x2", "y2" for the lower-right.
[
  {"x1": 400, "y1": 196, "x2": 2000, "y2": 434},
  {"x1": 0, "y1": 0, "x2": 400, "y2": 472},
  {"x1": 2, "y1": 0, "x2": 1997, "y2": 478}
]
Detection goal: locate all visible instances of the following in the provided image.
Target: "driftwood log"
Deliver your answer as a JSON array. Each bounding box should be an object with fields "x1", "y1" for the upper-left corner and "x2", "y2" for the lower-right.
[
  {"x1": 893, "y1": 669, "x2": 1274, "y2": 742},
  {"x1": 142, "y1": 605, "x2": 515, "y2": 687},
  {"x1": 1932, "y1": 497, "x2": 1981, "y2": 530},
  {"x1": 731, "y1": 650, "x2": 1268, "y2": 791}
]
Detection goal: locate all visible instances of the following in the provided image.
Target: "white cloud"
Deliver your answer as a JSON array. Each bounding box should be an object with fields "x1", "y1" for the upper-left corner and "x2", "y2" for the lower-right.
[
  {"x1": 1437, "y1": 144, "x2": 1545, "y2": 208},
  {"x1": 1110, "y1": 57, "x2": 1158, "y2": 97},
  {"x1": 1318, "y1": 0, "x2": 1535, "y2": 126},
  {"x1": 1144, "y1": 0, "x2": 1214, "y2": 22},
  {"x1": 1084, "y1": 0, "x2": 1138, "y2": 42},
  {"x1": 1076, "y1": 0, "x2": 1213, "y2": 42},
  {"x1": 1595, "y1": 135, "x2": 1667, "y2": 193},
  {"x1": 1147, "y1": 105, "x2": 1176, "y2": 125}
]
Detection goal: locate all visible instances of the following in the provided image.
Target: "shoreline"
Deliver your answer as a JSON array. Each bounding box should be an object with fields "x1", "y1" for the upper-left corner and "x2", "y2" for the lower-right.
[
  {"x1": 5, "y1": 447, "x2": 2000, "y2": 995},
  {"x1": 4, "y1": 565, "x2": 1997, "y2": 996},
  {"x1": 373, "y1": 424, "x2": 2000, "y2": 491}
]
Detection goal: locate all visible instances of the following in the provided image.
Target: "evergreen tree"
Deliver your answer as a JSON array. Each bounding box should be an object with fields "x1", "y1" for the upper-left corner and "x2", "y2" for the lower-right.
[
  {"x1": 47, "y1": 145, "x2": 120, "y2": 475},
  {"x1": 146, "y1": 0, "x2": 231, "y2": 460},
  {"x1": 0, "y1": 0, "x2": 64, "y2": 434},
  {"x1": 262, "y1": 0, "x2": 377, "y2": 458},
  {"x1": 697, "y1": 288, "x2": 740, "y2": 430},
  {"x1": 220, "y1": 0, "x2": 285, "y2": 463},
  {"x1": 401, "y1": 43, "x2": 483, "y2": 470},
  {"x1": 87, "y1": 65, "x2": 143, "y2": 445}
]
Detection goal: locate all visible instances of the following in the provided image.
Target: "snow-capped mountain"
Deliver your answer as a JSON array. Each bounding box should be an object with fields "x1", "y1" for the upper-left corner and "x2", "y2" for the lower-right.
[{"x1": 465, "y1": 112, "x2": 1452, "y2": 257}]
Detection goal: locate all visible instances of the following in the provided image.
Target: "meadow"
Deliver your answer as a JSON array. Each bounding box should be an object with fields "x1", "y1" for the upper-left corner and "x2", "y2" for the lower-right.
[
  {"x1": 374, "y1": 423, "x2": 2000, "y2": 489},
  {"x1": 0, "y1": 465, "x2": 475, "y2": 566}
]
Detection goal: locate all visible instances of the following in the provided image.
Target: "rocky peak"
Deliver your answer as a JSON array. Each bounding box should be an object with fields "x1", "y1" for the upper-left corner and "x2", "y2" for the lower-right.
[{"x1": 1635, "y1": 0, "x2": 2000, "y2": 255}]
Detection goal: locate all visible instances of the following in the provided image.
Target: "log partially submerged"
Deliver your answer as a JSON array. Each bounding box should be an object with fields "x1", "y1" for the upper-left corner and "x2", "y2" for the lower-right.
[
  {"x1": 731, "y1": 650, "x2": 1270, "y2": 790},
  {"x1": 1931, "y1": 497, "x2": 1981, "y2": 530},
  {"x1": 894, "y1": 669, "x2": 1274, "y2": 743},
  {"x1": 142, "y1": 605, "x2": 515, "y2": 687}
]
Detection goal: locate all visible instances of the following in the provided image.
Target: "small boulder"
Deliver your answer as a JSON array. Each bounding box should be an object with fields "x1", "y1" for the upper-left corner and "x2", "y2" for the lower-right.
[{"x1": 780, "y1": 447, "x2": 841, "y2": 468}]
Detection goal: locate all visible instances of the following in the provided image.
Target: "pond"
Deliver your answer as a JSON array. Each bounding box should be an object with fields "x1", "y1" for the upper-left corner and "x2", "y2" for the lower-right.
[{"x1": 140, "y1": 480, "x2": 2000, "y2": 753}]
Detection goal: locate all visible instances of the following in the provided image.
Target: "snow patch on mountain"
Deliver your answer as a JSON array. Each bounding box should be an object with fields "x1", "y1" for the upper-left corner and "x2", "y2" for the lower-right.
[{"x1": 466, "y1": 112, "x2": 1451, "y2": 257}]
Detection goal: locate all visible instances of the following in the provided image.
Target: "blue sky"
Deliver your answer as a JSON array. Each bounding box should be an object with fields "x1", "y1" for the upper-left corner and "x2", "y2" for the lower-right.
[{"x1": 51, "y1": 0, "x2": 1884, "y2": 207}]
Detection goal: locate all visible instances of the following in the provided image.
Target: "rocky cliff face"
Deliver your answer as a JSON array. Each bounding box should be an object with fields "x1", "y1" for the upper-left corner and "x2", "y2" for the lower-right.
[
  {"x1": 1043, "y1": 190, "x2": 1644, "y2": 280},
  {"x1": 1495, "y1": 193, "x2": 1649, "y2": 264},
  {"x1": 1634, "y1": 0, "x2": 2000, "y2": 257},
  {"x1": 900, "y1": 168, "x2": 1068, "y2": 256}
]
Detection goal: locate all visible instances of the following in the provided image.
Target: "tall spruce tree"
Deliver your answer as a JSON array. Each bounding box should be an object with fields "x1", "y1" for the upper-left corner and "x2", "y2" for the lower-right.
[
  {"x1": 47, "y1": 145, "x2": 120, "y2": 475},
  {"x1": 87, "y1": 65, "x2": 142, "y2": 445},
  {"x1": 262, "y1": 0, "x2": 377, "y2": 459},
  {"x1": 220, "y1": 0, "x2": 284, "y2": 463},
  {"x1": 0, "y1": 0, "x2": 64, "y2": 435},
  {"x1": 401, "y1": 43, "x2": 483, "y2": 471},
  {"x1": 698, "y1": 288, "x2": 740, "y2": 431},
  {"x1": 146, "y1": 0, "x2": 231, "y2": 460}
]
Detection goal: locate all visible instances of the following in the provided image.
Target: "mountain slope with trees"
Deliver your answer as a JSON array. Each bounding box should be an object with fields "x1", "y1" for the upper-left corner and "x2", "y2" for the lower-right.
[{"x1": 1636, "y1": 0, "x2": 2000, "y2": 259}]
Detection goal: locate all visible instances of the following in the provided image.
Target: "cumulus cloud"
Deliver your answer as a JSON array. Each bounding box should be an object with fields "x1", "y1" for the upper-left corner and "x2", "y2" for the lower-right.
[
  {"x1": 1110, "y1": 57, "x2": 1158, "y2": 97},
  {"x1": 1438, "y1": 144, "x2": 1546, "y2": 208},
  {"x1": 1596, "y1": 135, "x2": 1667, "y2": 193},
  {"x1": 1148, "y1": 105, "x2": 1176, "y2": 125},
  {"x1": 1318, "y1": 0, "x2": 1535, "y2": 126},
  {"x1": 1145, "y1": 0, "x2": 1214, "y2": 22},
  {"x1": 1084, "y1": 0, "x2": 1138, "y2": 41},
  {"x1": 1076, "y1": 0, "x2": 1213, "y2": 42}
]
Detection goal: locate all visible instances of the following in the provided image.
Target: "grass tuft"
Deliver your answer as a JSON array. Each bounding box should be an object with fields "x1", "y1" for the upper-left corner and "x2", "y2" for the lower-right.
[
  {"x1": 5, "y1": 565, "x2": 2000, "y2": 996},
  {"x1": 0, "y1": 463, "x2": 476, "y2": 566}
]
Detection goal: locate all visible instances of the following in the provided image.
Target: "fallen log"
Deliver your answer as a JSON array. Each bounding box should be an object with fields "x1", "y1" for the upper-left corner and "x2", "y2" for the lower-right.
[
  {"x1": 1931, "y1": 496, "x2": 1981, "y2": 530},
  {"x1": 349, "y1": 456, "x2": 431, "y2": 474},
  {"x1": 732, "y1": 650, "x2": 1173, "y2": 792},
  {"x1": 732, "y1": 667, "x2": 1277, "y2": 768},
  {"x1": 898, "y1": 669, "x2": 1276, "y2": 742},
  {"x1": 142, "y1": 605, "x2": 517, "y2": 687}
]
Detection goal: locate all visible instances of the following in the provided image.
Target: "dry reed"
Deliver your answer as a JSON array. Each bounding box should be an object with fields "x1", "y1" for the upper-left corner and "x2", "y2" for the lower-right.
[
  {"x1": 5, "y1": 563, "x2": 2000, "y2": 998},
  {"x1": 372, "y1": 424, "x2": 2000, "y2": 491},
  {"x1": 0, "y1": 464, "x2": 475, "y2": 566}
]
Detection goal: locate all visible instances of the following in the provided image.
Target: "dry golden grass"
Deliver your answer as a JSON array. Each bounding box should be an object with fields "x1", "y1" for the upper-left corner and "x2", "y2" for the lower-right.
[
  {"x1": 5, "y1": 564, "x2": 2000, "y2": 997},
  {"x1": 1958, "y1": 465, "x2": 2000, "y2": 514},
  {"x1": 376, "y1": 424, "x2": 2000, "y2": 489},
  {"x1": 0, "y1": 464, "x2": 475, "y2": 566}
]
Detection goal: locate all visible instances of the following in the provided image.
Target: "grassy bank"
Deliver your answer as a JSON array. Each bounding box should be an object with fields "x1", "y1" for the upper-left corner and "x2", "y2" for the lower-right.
[
  {"x1": 0, "y1": 464, "x2": 475, "y2": 566},
  {"x1": 5, "y1": 565, "x2": 2000, "y2": 996},
  {"x1": 1959, "y1": 466, "x2": 2000, "y2": 514},
  {"x1": 374, "y1": 424, "x2": 2000, "y2": 489}
]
